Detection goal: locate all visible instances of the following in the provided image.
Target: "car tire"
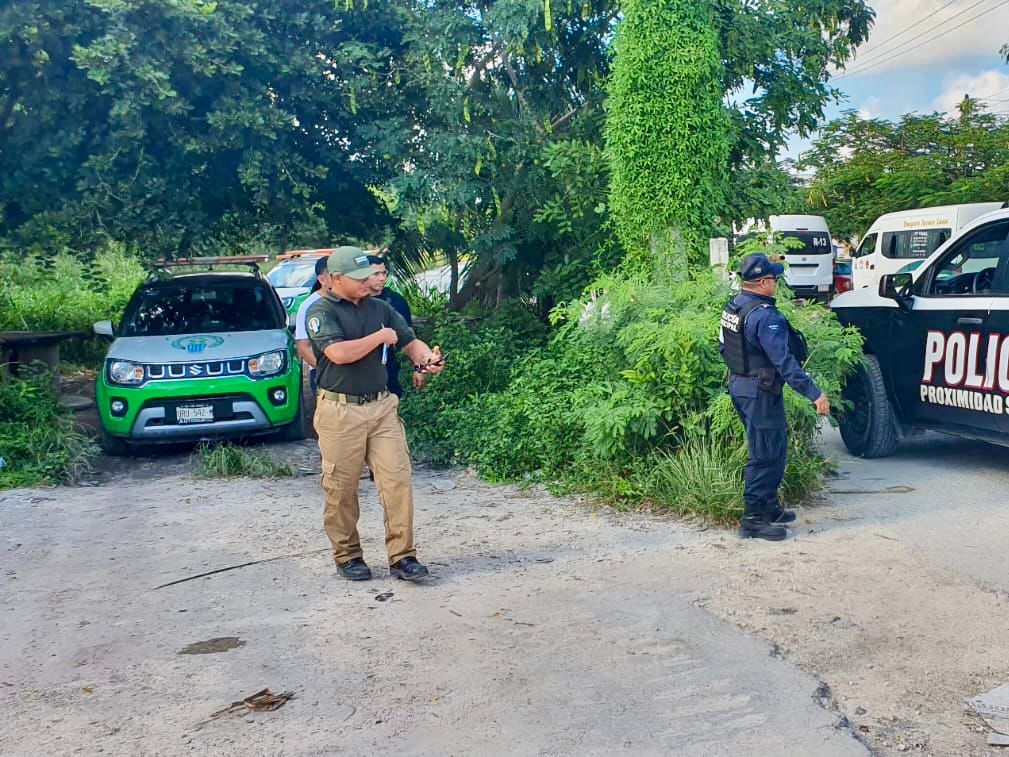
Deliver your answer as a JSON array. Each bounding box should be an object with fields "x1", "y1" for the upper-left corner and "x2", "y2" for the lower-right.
[
  {"x1": 101, "y1": 431, "x2": 131, "y2": 457},
  {"x1": 838, "y1": 353, "x2": 899, "y2": 458},
  {"x1": 279, "y1": 388, "x2": 307, "y2": 442}
]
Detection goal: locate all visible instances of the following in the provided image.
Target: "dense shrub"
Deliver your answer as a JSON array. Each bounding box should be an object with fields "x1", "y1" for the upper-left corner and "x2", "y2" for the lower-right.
[
  {"x1": 402, "y1": 270, "x2": 863, "y2": 521},
  {"x1": 398, "y1": 300, "x2": 550, "y2": 465},
  {"x1": 0, "y1": 368, "x2": 98, "y2": 489}
]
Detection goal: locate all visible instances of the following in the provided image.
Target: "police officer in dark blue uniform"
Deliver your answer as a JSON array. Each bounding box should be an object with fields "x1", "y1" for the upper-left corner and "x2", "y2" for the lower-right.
[{"x1": 720, "y1": 253, "x2": 831, "y2": 541}]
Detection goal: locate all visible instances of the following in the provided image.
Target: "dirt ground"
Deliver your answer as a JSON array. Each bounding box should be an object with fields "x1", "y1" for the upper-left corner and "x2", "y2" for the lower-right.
[{"x1": 2, "y1": 425, "x2": 1008, "y2": 755}]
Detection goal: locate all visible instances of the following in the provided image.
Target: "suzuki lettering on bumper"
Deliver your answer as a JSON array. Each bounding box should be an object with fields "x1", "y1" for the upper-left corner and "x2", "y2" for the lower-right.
[{"x1": 920, "y1": 330, "x2": 1009, "y2": 415}]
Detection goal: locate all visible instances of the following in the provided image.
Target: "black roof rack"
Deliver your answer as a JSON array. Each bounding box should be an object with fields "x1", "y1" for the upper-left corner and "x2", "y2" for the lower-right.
[{"x1": 148, "y1": 255, "x2": 270, "y2": 281}]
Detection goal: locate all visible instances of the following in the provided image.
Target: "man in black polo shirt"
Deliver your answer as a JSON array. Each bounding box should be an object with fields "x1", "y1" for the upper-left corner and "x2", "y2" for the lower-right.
[
  {"x1": 365, "y1": 253, "x2": 422, "y2": 397},
  {"x1": 306, "y1": 246, "x2": 444, "y2": 582}
]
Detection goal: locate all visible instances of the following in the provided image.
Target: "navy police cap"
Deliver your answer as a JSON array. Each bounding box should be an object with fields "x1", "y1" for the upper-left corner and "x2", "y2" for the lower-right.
[{"x1": 739, "y1": 252, "x2": 785, "y2": 282}]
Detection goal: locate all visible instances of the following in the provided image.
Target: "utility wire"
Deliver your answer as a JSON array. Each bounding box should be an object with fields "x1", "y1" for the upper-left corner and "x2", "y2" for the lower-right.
[
  {"x1": 845, "y1": 0, "x2": 961, "y2": 62},
  {"x1": 838, "y1": 0, "x2": 993, "y2": 77},
  {"x1": 839, "y1": 0, "x2": 996, "y2": 76},
  {"x1": 837, "y1": 0, "x2": 1007, "y2": 80}
]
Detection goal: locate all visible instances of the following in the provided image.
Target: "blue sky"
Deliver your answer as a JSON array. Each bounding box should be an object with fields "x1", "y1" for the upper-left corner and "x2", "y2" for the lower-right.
[{"x1": 783, "y1": 0, "x2": 1009, "y2": 161}]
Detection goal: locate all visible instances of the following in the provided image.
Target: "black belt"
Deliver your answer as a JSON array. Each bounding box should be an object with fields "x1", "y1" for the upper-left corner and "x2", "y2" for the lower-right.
[{"x1": 318, "y1": 389, "x2": 389, "y2": 405}]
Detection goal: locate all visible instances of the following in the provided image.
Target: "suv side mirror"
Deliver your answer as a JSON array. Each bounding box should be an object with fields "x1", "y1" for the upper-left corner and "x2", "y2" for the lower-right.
[
  {"x1": 879, "y1": 273, "x2": 913, "y2": 306},
  {"x1": 93, "y1": 320, "x2": 115, "y2": 338}
]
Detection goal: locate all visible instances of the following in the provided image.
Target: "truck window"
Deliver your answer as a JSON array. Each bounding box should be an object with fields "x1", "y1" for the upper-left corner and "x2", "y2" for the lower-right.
[
  {"x1": 926, "y1": 221, "x2": 1009, "y2": 296},
  {"x1": 853, "y1": 233, "x2": 877, "y2": 258},
  {"x1": 881, "y1": 228, "x2": 950, "y2": 259}
]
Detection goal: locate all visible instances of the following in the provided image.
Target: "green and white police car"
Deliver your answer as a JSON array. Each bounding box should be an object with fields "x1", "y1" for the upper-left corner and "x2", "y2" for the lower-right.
[
  {"x1": 94, "y1": 257, "x2": 306, "y2": 454},
  {"x1": 267, "y1": 249, "x2": 331, "y2": 327}
]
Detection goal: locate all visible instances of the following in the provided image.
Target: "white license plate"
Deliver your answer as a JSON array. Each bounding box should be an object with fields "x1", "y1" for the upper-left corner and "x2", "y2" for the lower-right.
[
  {"x1": 176, "y1": 405, "x2": 214, "y2": 424},
  {"x1": 817, "y1": 285, "x2": 830, "y2": 292}
]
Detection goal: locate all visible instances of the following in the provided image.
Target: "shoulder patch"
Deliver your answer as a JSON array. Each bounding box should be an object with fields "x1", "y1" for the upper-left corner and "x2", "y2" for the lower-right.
[{"x1": 308, "y1": 316, "x2": 321, "y2": 335}]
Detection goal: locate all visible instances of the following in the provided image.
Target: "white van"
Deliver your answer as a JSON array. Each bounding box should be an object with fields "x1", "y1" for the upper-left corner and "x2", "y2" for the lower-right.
[
  {"x1": 769, "y1": 215, "x2": 834, "y2": 300},
  {"x1": 851, "y1": 202, "x2": 1006, "y2": 290}
]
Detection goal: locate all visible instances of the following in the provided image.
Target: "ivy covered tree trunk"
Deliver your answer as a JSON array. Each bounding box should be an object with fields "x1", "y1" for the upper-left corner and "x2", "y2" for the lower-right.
[{"x1": 605, "y1": 0, "x2": 730, "y2": 268}]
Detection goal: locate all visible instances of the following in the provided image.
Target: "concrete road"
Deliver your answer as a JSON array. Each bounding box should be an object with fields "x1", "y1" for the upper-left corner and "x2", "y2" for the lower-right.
[
  {"x1": 0, "y1": 452, "x2": 865, "y2": 757},
  {"x1": 819, "y1": 425, "x2": 1009, "y2": 593}
]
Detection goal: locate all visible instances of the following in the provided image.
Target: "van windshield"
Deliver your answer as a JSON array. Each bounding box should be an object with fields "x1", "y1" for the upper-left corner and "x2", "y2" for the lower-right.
[
  {"x1": 120, "y1": 282, "x2": 284, "y2": 337},
  {"x1": 780, "y1": 230, "x2": 832, "y2": 255},
  {"x1": 881, "y1": 228, "x2": 950, "y2": 259}
]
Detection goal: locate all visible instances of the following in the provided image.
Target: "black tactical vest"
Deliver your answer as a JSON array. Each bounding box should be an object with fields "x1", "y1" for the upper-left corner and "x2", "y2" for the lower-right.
[
  {"x1": 720, "y1": 297, "x2": 775, "y2": 375},
  {"x1": 720, "y1": 295, "x2": 809, "y2": 376}
]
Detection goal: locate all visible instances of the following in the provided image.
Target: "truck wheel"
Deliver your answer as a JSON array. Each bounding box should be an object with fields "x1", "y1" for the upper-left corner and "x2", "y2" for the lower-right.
[
  {"x1": 279, "y1": 388, "x2": 307, "y2": 442},
  {"x1": 101, "y1": 431, "x2": 131, "y2": 457},
  {"x1": 839, "y1": 353, "x2": 899, "y2": 458}
]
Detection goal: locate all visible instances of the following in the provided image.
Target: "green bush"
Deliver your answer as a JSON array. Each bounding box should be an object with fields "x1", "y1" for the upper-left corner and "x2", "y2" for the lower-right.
[
  {"x1": 194, "y1": 443, "x2": 296, "y2": 479},
  {"x1": 402, "y1": 269, "x2": 863, "y2": 522},
  {"x1": 0, "y1": 243, "x2": 146, "y2": 364},
  {"x1": 0, "y1": 368, "x2": 99, "y2": 489},
  {"x1": 398, "y1": 300, "x2": 550, "y2": 466}
]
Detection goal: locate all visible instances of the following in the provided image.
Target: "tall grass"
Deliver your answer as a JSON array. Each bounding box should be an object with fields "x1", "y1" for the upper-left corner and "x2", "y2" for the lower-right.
[
  {"x1": 0, "y1": 367, "x2": 98, "y2": 489},
  {"x1": 194, "y1": 443, "x2": 296, "y2": 479}
]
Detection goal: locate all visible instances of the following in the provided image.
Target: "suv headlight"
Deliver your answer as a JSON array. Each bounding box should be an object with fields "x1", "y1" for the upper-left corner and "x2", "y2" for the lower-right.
[
  {"x1": 281, "y1": 296, "x2": 294, "y2": 309},
  {"x1": 108, "y1": 360, "x2": 144, "y2": 385},
  {"x1": 248, "y1": 350, "x2": 285, "y2": 377}
]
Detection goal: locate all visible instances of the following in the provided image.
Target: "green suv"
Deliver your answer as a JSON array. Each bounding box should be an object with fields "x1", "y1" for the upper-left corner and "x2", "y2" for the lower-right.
[{"x1": 94, "y1": 260, "x2": 305, "y2": 454}]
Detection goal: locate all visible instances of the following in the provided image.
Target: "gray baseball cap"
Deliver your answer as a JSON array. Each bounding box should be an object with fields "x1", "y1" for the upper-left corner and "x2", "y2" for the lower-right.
[{"x1": 326, "y1": 246, "x2": 373, "y2": 280}]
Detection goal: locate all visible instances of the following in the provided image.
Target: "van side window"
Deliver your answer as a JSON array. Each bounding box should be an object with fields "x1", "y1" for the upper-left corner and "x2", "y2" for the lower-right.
[
  {"x1": 926, "y1": 221, "x2": 1009, "y2": 297},
  {"x1": 854, "y1": 233, "x2": 877, "y2": 258},
  {"x1": 881, "y1": 228, "x2": 951, "y2": 259}
]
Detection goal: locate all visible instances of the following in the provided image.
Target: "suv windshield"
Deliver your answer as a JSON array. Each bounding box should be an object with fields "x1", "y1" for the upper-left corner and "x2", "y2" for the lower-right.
[
  {"x1": 120, "y1": 281, "x2": 284, "y2": 337},
  {"x1": 780, "y1": 230, "x2": 832, "y2": 255},
  {"x1": 267, "y1": 261, "x2": 318, "y2": 289}
]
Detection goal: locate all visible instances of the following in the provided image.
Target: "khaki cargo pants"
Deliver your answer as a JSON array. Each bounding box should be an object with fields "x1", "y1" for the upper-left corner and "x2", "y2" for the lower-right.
[{"x1": 314, "y1": 392, "x2": 416, "y2": 566}]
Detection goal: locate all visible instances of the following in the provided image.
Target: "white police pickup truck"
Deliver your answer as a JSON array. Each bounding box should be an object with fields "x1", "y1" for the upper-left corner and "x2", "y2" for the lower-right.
[{"x1": 832, "y1": 205, "x2": 1009, "y2": 457}]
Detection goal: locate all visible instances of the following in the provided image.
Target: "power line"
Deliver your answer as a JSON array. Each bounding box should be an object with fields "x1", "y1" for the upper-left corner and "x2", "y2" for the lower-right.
[
  {"x1": 836, "y1": 0, "x2": 1009, "y2": 80},
  {"x1": 977, "y1": 86, "x2": 1009, "y2": 101},
  {"x1": 838, "y1": 0, "x2": 994, "y2": 77},
  {"x1": 846, "y1": 0, "x2": 961, "y2": 61}
]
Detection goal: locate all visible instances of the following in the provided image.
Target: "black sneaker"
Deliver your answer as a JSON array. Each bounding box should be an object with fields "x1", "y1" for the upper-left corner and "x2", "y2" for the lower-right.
[
  {"x1": 389, "y1": 556, "x2": 429, "y2": 581},
  {"x1": 768, "y1": 507, "x2": 797, "y2": 524},
  {"x1": 739, "y1": 517, "x2": 787, "y2": 542},
  {"x1": 337, "y1": 557, "x2": 372, "y2": 581}
]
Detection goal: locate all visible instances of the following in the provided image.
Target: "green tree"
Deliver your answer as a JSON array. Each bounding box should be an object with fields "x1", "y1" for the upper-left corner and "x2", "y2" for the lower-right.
[
  {"x1": 799, "y1": 101, "x2": 1009, "y2": 238},
  {"x1": 0, "y1": 0, "x2": 408, "y2": 256},
  {"x1": 387, "y1": 0, "x2": 616, "y2": 309},
  {"x1": 605, "y1": 0, "x2": 730, "y2": 265},
  {"x1": 389, "y1": 0, "x2": 873, "y2": 302}
]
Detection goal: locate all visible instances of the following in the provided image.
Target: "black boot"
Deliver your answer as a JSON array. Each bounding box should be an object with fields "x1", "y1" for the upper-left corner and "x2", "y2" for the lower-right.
[
  {"x1": 767, "y1": 505, "x2": 796, "y2": 524},
  {"x1": 337, "y1": 557, "x2": 372, "y2": 581},
  {"x1": 739, "y1": 515, "x2": 787, "y2": 541},
  {"x1": 389, "y1": 556, "x2": 429, "y2": 581}
]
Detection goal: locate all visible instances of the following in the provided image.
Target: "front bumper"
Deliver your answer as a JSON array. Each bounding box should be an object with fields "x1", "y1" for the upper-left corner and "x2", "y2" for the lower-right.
[{"x1": 97, "y1": 368, "x2": 301, "y2": 442}]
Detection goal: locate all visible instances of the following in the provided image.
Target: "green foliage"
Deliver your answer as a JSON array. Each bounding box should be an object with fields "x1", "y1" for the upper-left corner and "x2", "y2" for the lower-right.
[
  {"x1": 194, "y1": 443, "x2": 295, "y2": 479},
  {"x1": 798, "y1": 106, "x2": 1009, "y2": 238},
  {"x1": 0, "y1": 243, "x2": 145, "y2": 363},
  {"x1": 605, "y1": 0, "x2": 730, "y2": 265},
  {"x1": 0, "y1": 368, "x2": 98, "y2": 489},
  {"x1": 405, "y1": 269, "x2": 864, "y2": 520},
  {"x1": 398, "y1": 300, "x2": 550, "y2": 466},
  {"x1": 1, "y1": 0, "x2": 405, "y2": 256}
]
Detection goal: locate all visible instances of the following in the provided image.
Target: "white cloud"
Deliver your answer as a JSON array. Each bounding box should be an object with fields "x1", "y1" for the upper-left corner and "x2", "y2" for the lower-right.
[
  {"x1": 839, "y1": 0, "x2": 1008, "y2": 76},
  {"x1": 857, "y1": 96, "x2": 883, "y2": 119},
  {"x1": 930, "y1": 69, "x2": 1009, "y2": 113}
]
